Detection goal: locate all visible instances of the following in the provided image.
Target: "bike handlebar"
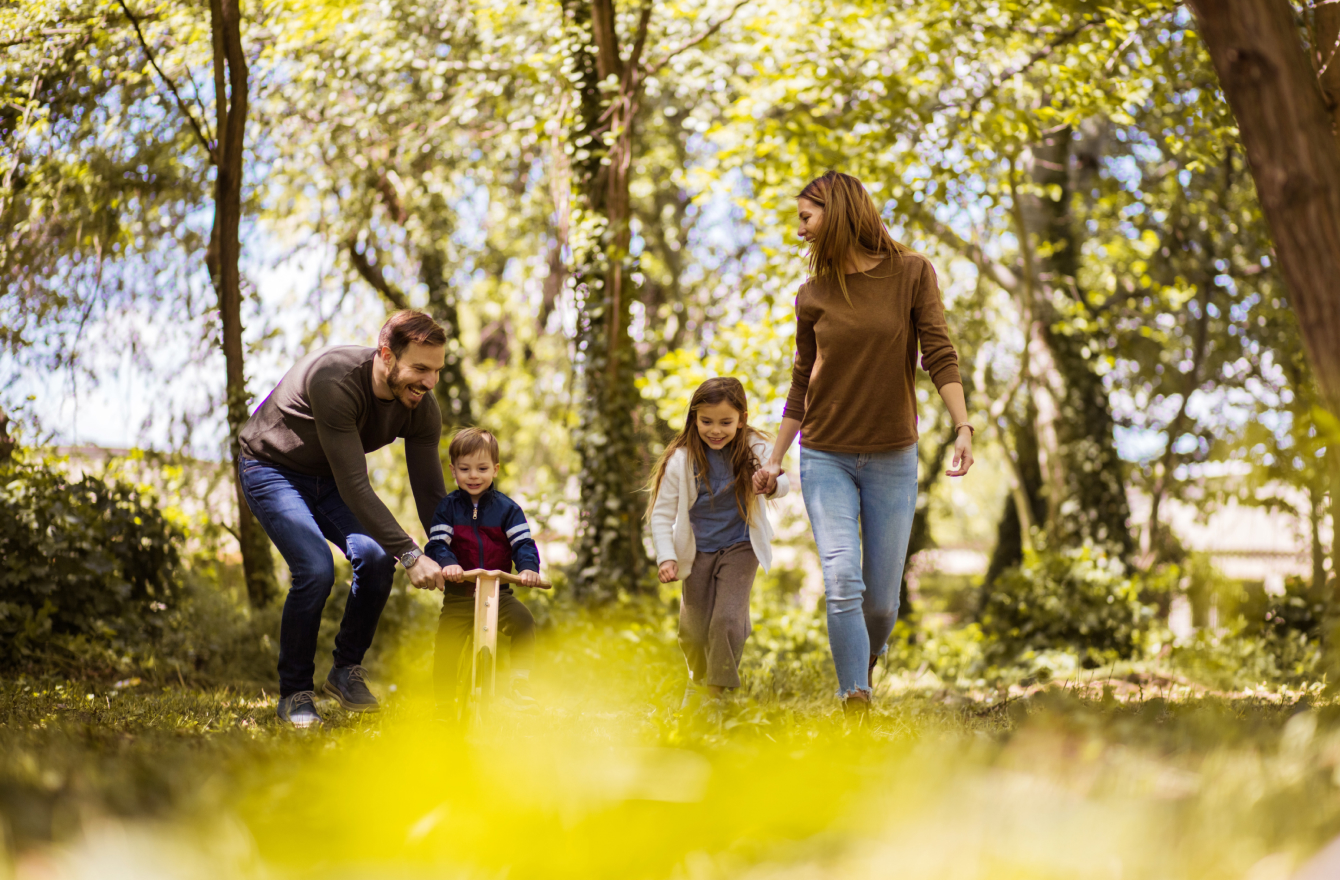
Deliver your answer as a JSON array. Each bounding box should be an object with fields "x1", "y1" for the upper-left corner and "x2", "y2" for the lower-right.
[{"x1": 457, "y1": 568, "x2": 552, "y2": 589}]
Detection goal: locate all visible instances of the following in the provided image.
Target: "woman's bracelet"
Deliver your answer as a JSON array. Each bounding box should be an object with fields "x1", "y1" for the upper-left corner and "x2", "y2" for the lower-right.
[{"x1": 954, "y1": 423, "x2": 974, "y2": 438}]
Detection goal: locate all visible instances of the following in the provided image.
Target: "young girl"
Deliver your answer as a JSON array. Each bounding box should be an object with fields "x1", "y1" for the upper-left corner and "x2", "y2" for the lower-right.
[{"x1": 648, "y1": 377, "x2": 789, "y2": 705}]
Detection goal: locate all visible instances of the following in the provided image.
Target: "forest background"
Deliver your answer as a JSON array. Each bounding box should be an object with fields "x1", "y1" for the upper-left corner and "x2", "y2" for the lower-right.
[{"x1": 6, "y1": 0, "x2": 1340, "y2": 877}]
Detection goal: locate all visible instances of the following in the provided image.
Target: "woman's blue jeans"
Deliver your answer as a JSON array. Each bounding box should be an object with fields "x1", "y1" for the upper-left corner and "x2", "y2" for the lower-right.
[
  {"x1": 238, "y1": 456, "x2": 397, "y2": 697},
  {"x1": 800, "y1": 444, "x2": 918, "y2": 698}
]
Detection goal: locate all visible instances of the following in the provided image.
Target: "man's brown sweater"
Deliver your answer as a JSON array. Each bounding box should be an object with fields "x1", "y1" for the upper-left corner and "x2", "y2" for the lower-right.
[
  {"x1": 783, "y1": 250, "x2": 962, "y2": 453},
  {"x1": 239, "y1": 346, "x2": 445, "y2": 556}
]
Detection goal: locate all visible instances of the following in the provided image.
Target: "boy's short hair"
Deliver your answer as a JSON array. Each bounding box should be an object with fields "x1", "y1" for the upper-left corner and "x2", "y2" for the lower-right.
[{"x1": 449, "y1": 427, "x2": 500, "y2": 464}]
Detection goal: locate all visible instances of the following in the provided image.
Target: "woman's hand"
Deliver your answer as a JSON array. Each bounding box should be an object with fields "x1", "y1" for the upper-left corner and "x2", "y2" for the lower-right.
[
  {"x1": 946, "y1": 427, "x2": 974, "y2": 477},
  {"x1": 658, "y1": 561, "x2": 680, "y2": 583},
  {"x1": 753, "y1": 461, "x2": 782, "y2": 495}
]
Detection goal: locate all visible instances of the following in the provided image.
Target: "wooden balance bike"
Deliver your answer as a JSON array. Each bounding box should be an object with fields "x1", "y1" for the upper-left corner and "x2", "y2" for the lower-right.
[{"x1": 458, "y1": 568, "x2": 551, "y2": 722}]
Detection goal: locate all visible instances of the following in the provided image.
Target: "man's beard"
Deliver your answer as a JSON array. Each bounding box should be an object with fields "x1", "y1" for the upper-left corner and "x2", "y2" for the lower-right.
[{"x1": 388, "y1": 364, "x2": 431, "y2": 409}]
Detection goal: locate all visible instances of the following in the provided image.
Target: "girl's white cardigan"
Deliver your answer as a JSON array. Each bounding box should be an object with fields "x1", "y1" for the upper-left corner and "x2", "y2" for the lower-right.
[{"x1": 649, "y1": 435, "x2": 791, "y2": 574}]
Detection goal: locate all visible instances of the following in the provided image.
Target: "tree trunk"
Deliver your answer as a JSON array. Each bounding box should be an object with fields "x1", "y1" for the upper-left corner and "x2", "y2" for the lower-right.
[
  {"x1": 1312, "y1": 477, "x2": 1328, "y2": 591},
  {"x1": 209, "y1": 0, "x2": 275, "y2": 608},
  {"x1": 561, "y1": 0, "x2": 652, "y2": 602},
  {"x1": 1187, "y1": 0, "x2": 1340, "y2": 417},
  {"x1": 1315, "y1": 2, "x2": 1340, "y2": 143},
  {"x1": 1147, "y1": 283, "x2": 1213, "y2": 561},
  {"x1": 1026, "y1": 126, "x2": 1134, "y2": 560},
  {"x1": 984, "y1": 407, "x2": 1048, "y2": 588},
  {"x1": 419, "y1": 240, "x2": 473, "y2": 429},
  {"x1": 1330, "y1": 449, "x2": 1340, "y2": 600},
  {"x1": 898, "y1": 434, "x2": 954, "y2": 624},
  {"x1": 346, "y1": 174, "x2": 473, "y2": 431},
  {"x1": 0, "y1": 406, "x2": 13, "y2": 464}
]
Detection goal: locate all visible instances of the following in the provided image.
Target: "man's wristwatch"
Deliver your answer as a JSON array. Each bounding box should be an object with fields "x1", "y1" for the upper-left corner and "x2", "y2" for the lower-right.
[{"x1": 397, "y1": 548, "x2": 424, "y2": 570}]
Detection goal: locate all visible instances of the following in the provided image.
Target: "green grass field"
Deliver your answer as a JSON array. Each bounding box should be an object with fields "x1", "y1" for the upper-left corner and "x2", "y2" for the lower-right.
[{"x1": 3, "y1": 604, "x2": 1339, "y2": 880}]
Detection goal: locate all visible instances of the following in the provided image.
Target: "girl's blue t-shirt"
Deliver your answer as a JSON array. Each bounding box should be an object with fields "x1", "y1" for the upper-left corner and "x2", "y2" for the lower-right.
[{"x1": 690, "y1": 447, "x2": 750, "y2": 553}]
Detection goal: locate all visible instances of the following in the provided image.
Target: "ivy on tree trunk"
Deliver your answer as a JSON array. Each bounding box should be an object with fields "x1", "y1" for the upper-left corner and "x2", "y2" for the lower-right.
[{"x1": 560, "y1": 0, "x2": 654, "y2": 602}]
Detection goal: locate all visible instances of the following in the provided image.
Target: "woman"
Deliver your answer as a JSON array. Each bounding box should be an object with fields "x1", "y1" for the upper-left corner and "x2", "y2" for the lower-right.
[{"x1": 753, "y1": 170, "x2": 974, "y2": 712}]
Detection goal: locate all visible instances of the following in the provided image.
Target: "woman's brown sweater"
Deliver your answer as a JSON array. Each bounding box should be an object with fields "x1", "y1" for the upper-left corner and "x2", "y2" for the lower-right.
[{"x1": 783, "y1": 250, "x2": 962, "y2": 453}]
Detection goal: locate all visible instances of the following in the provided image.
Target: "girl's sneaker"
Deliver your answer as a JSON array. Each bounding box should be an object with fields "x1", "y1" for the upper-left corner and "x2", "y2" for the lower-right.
[
  {"x1": 680, "y1": 682, "x2": 706, "y2": 712},
  {"x1": 842, "y1": 690, "x2": 871, "y2": 718},
  {"x1": 509, "y1": 677, "x2": 538, "y2": 712}
]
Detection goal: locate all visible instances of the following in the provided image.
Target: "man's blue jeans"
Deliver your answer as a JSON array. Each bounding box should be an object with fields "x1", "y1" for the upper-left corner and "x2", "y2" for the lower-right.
[
  {"x1": 800, "y1": 444, "x2": 919, "y2": 698},
  {"x1": 238, "y1": 456, "x2": 397, "y2": 697}
]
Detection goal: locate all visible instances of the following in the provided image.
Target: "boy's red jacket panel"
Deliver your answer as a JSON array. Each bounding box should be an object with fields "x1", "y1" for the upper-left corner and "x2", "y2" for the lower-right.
[{"x1": 424, "y1": 487, "x2": 540, "y2": 575}]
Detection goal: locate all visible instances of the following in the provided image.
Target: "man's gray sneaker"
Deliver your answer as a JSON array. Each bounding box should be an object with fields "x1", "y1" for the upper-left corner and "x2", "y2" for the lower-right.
[
  {"x1": 322, "y1": 664, "x2": 380, "y2": 712},
  {"x1": 277, "y1": 691, "x2": 323, "y2": 729}
]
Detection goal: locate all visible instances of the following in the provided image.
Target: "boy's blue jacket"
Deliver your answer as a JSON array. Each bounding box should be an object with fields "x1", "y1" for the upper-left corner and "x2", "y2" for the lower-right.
[{"x1": 424, "y1": 486, "x2": 540, "y2": 575}]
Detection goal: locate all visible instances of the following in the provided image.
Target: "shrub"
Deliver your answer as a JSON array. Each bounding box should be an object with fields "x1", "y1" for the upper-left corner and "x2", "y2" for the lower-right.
[
  {"x1": 978, "y1": 545, "x2": 1154, "y2": 669},
  {"x1": 0, "y1": 455, "x2": 183, "y2": 665},
  {"x1": 1172, "y1": 575, "x2": 1327, "y2": 688}
]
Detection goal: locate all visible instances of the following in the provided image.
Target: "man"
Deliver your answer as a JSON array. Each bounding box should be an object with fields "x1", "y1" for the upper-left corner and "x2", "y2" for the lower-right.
[{"x1": 239, "y1": 310, "x2": 448, "y2": 728}]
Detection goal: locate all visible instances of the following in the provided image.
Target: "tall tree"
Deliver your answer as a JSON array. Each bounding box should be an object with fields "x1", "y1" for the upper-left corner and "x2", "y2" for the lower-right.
[
  {"x1": 1185, "y1": 1, "x2": 1340, "y2": 415},
  {"x1": 559, "y1": 0, "x2": 651, "y2": 601},
  {"x1": 1024, "y1": 126, "x2": 1133, "y2": 558},
  {"x1": 1186, "y1": 0, "x2": 1340, "y2": 601},
  {"x1": 204, "y1": 0, "x2": 275, "y2": 607},
  {"x1": 1, "y1": 0, "x2": 277, "y2": 606},
  {"x1": 559, "y1": 0, "x2": 743, "y2": 601}
]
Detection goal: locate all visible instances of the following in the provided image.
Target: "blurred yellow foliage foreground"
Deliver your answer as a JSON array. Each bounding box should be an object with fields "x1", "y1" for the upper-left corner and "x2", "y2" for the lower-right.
[{"x1": 3, "y1": 607, "x2": 1340, "y2": 880}]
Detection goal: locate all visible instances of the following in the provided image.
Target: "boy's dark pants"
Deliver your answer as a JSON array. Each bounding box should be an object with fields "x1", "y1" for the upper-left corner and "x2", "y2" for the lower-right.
[
  {"x1": 679, "y1": 541, "x2": 758, "y2": 689},
  {"x1": 433, "y1": 588, "x2": 535, "y2": 704}
]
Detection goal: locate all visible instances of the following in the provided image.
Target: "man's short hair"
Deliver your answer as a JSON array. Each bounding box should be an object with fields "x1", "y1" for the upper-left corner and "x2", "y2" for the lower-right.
[
  {"x1": 378, "y1": 310, "x2": 447, "y2": 358},
  {"x1": 449, "y1": 427, "x2": 500, "y2": 464}
]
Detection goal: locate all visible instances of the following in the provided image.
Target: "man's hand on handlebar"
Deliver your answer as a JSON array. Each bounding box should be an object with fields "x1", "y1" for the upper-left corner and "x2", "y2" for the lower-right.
[{"x1": 407, "y1": 555, "x2": 445, "y2": 591}]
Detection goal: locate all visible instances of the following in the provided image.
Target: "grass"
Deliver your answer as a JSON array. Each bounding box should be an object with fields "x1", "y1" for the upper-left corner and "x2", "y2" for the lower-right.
[{"x1": 3, "y1": 602, "x2": 1340, "y2": 879}]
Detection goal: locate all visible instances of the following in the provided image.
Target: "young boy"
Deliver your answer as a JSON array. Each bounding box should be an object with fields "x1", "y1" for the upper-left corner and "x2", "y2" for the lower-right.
[{"x1": 425, "y1": 427, "x2": 542, "y2": 710}]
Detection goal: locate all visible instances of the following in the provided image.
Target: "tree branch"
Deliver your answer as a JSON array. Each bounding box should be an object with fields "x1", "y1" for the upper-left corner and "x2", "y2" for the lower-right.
[
  {"x1": 115, "y1": 0, "x2": 216, "y2": 162},
  {"x1": 645, "y1": 0, "x2": 749, "y2": 76},
  {"x1": 909, "y1": 207, "x2": 1023, "y2": 294},
  {"x1": 590, "y1": 0, "x2": 622, "y2": 80},
  {"x1": 936, "y1": 17, "x2": 1103, "y2": 116},
  {"x1": 346, "y1": 237, "x2": 411, "y2": 310},
  {"x1": 626, "y1": 3, "x2": 653, "y2": 81}
]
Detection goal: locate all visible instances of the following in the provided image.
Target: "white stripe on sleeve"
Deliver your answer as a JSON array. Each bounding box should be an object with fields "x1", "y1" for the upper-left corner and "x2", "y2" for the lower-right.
[{"x1": 506, "y1": 521, "x2": 530, "y2": 538}]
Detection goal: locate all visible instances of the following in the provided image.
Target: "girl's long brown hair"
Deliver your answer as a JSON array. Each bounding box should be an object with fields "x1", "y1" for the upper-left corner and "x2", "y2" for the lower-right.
[
  {"x1": 798, "y1": 170, "x2": 907, "y2": 305},
  {"x1": 645, "y1": 377, "x2": 768, "y2": 526}
]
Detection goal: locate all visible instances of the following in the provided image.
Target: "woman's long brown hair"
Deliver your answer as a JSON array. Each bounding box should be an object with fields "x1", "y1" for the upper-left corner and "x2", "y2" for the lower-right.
[
  {"x1": 798, "y1": 170, "x2": 906, "y2": 305},
  {"x1": 645, "y1": 377, "x2": 768, "y2": 526}
]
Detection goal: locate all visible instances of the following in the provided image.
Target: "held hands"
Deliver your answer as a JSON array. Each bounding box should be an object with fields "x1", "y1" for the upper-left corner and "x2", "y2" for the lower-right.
[
  {"x1": 752, "y1": 461, "x2": 783, "y2": 496},
  {"x1": 443, "y1": 564, "x2": 466, "y2": 583},
  {"x1": 658, "y1": 561, "x2": 679, "y2": 583},
  {"x1": 946, "y1": 427, "x2": 974, "y2": 477},
  {"x1": 407, "y1": 555, "x2": 445, "y2": 592}
]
